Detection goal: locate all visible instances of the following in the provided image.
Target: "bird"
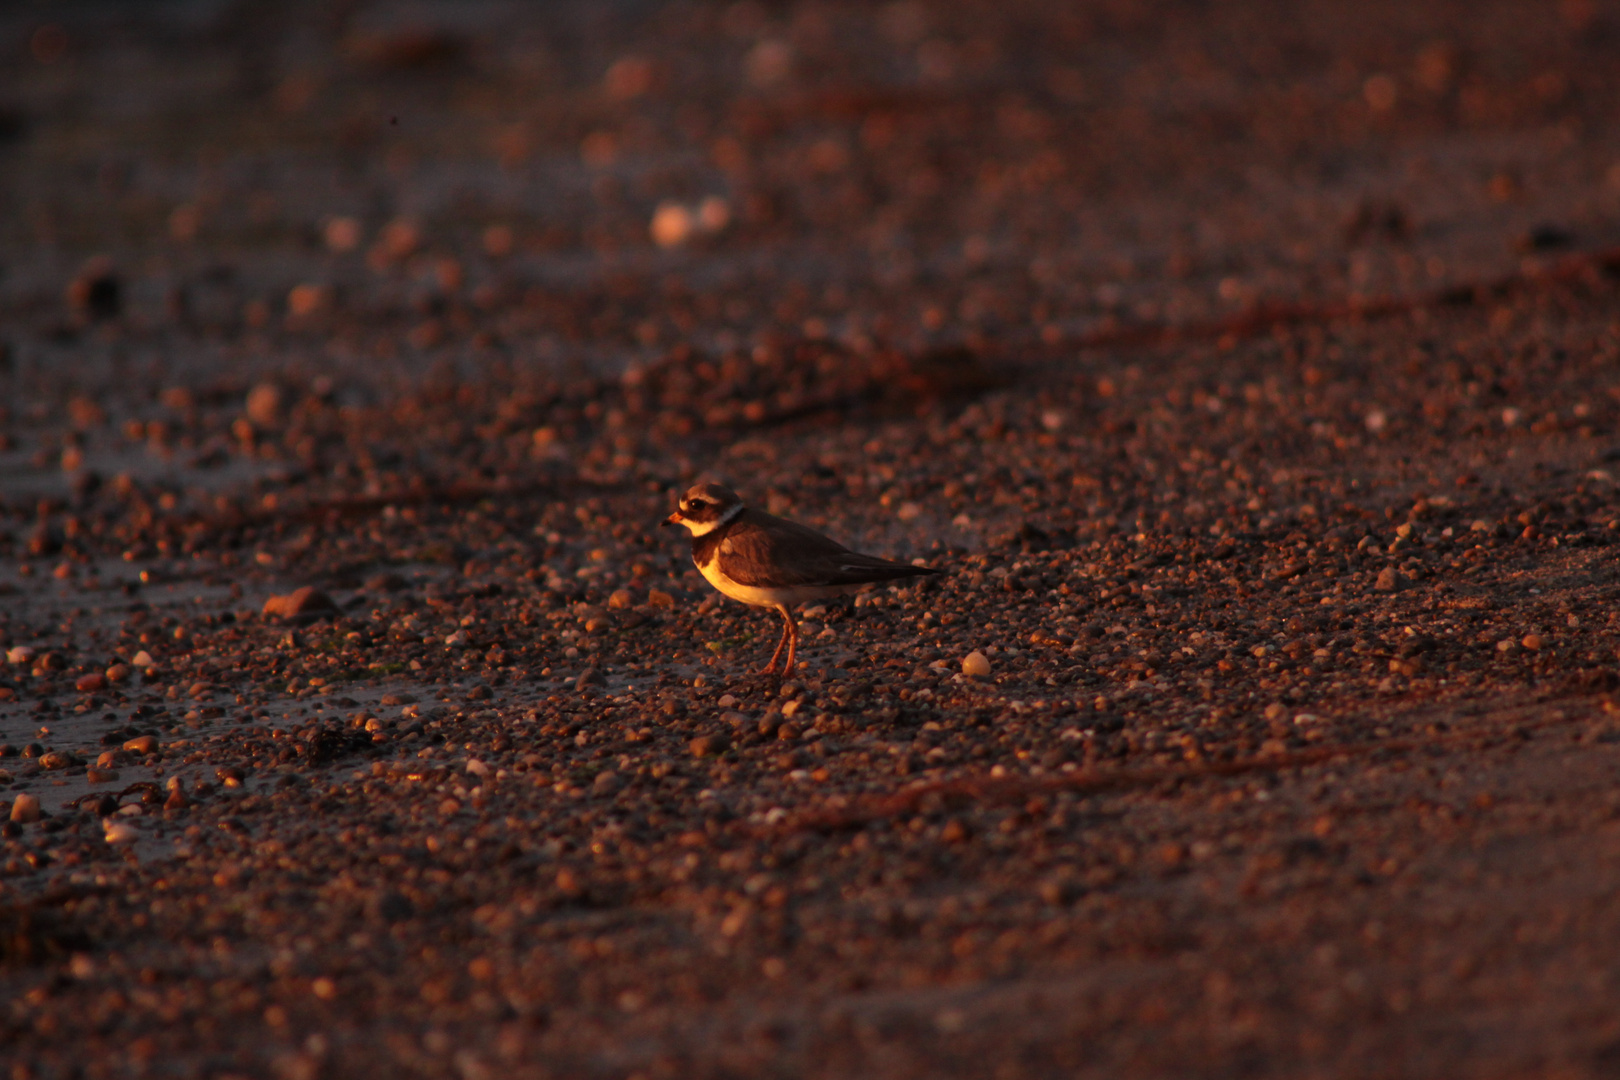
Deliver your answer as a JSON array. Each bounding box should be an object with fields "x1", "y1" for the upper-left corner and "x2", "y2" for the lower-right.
[{"x1": 662, "y1": 482, "x2": 941, "y2": 677}]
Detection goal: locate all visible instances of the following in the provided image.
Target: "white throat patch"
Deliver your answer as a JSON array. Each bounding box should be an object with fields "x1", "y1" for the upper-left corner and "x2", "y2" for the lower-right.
[{"x1": 683, "y1": 501, "x2": 744, "y2": 537}]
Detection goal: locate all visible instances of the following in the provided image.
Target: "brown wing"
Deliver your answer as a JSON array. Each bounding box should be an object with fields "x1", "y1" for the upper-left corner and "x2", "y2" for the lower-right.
[{"x1": 718, "y1": 511, "x2": 937, "y2": 589}]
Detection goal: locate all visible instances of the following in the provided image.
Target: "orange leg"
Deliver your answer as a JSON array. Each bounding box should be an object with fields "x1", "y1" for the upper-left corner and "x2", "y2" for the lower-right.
[
  {"x1": 762, "y1": 607, "x2": 793, "y2": 674},
  {"x1": 781, "y1": 610, "x2": 799, "y2": 676}
]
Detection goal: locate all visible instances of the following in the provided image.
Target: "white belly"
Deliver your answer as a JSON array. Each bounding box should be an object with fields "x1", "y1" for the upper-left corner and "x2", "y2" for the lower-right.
[{"x1": 697, "y1": 556, "x2": 854, "y2": 609}]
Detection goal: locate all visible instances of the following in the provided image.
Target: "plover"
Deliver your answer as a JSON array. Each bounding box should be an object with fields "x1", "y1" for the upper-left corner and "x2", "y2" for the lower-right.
[{"x1": 663, "y1": 482, "x2": 941, "y2": 676}]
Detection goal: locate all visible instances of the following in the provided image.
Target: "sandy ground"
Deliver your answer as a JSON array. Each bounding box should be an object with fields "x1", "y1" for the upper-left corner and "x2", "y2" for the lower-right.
[{"x1": 5, "y1": 2, "x2": 1620, "y2": 1077}]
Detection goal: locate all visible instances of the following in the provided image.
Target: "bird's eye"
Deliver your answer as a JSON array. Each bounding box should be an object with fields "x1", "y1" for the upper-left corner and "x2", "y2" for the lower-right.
[{"x1": 690, "y1": 499, "x2": 708, "y2": 510}]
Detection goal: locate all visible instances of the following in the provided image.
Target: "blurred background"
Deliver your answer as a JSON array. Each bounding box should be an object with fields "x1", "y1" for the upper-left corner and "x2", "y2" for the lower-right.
[
  {"x1": 5, "y1": 0, "x2": 1619, "y2": 371},
  {"x1": 1, "y1": 0, "x2": 1618, "y2": 500}
]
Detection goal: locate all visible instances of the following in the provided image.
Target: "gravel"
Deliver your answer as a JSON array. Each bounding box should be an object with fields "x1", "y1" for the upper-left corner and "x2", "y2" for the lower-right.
[{"x1": 3, "y1": 1, "x2": 1620, "y2": 1078}]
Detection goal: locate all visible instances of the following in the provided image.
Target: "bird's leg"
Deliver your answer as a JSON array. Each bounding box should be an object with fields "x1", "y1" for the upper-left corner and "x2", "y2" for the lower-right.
[
  {"x1": 762, "y1": 609, "x2": 792, "y2": 674},
  {"x1": 782, "y1": 610, "x2": 799, "y2": 676}
]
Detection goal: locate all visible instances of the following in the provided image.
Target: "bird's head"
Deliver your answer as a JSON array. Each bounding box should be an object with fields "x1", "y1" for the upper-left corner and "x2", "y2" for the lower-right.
[{"x1": 663, "y1": 482, "x2": 744, "y2": 536}]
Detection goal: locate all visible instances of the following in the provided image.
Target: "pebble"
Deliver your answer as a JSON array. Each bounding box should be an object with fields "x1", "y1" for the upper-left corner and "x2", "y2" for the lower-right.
[
  {"x1": 592, "y1": 770, "x2": 623, "y2": 794},
  {"x1": 1522, "y1": 634, "x2": 1544, "y2": 651},
  {"x1": 962, "y1": 651, "x2": 993, "y2": 678},
  {"x1": 555, "y1": 869, "x2": 584, "y2": 897},
  {"x1": 445, "y1": 630, "x2": 470, "y2": 648},
  {"x1": 39, "y1": 751, "x2": 73, "y2": 770},
  {"x1": 6, "y1": 646, "x2": 35, "y2": 666},
  {"x1": 576, "y1": 669, "x2": 606, "y2": 690},
  {"x1": 246, "y1": 382, "x2": 285, "y2": 426},
  {"x1": 76, "y1": 673, "x2": 107, "y2": 693},
  {"x1": 86, "y1": 768, "x2": 119, "y2": 784},
  {"x1": 124, "y1": 735, "x2": 159, "y2": 755},
  {"x1": 131, "y1": 651, "x2": 155, "y2": 668},
  {"x1": 105, "y1": 663, "x2": 131, "y2": 683},
  {"x1": 1374, "y1": 567, "x2": 1402, "y2": 592},
  {"x1": 690, "y1": 733, "x2": 731, "y2": 757},
  {"x1": 650, "y1": 201, "x2": 696, "y2": 248},
  {"x1": 10, "y1": 793, "x2": 41, "y2": 823},
  {"x1": 607, "y1": 589, "x2": 634, "y2": 609},
  {"x1": 465, "y1": 758, "x2": 491, "y2": 777},
  {"x1": 104, "y1": 821, "x2": 139, "y2": 845},
  {"x1": 262, "y1": 586, "x2": 340, "y2": 622}
]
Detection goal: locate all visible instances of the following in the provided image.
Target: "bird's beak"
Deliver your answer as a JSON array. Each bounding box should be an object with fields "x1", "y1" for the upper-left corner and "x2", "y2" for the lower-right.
[{"x1": 662, "y1": 511, "x2": 683, "y2": 528}]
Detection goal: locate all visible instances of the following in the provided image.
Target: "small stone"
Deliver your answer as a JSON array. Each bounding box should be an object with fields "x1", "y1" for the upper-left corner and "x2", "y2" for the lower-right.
[
  {"x1": 716, "y1": 694, "x2": 739, "y2": 709},
  {"x1": 95, "y1": 751, "x2": 120, "y2": 769},
  {"x1": 38, "y1": 751, "x2": 73, "y2": 770},
  {"x1": 576, "y1": 669, "x2": 606, "y2": 690},
  {"x1": 962, "y1": 651, "x2": 992, "y2": 678},
  {"x1": 465, "y1": 758, "x2": 491, "y2": 777},
  {"x1": 650, "y1": 201, "x2": 696, "y2": 248},
  {"x1": 164, "y1": 786, "x2": 190, "y2": 811},
  {"x1": 444, "y1": 630, "x2": 469, "y2": 648},
  {"x1": 592, "y1": 770, "x2": 623, "y2": 794},
  {"x1": 647, "y1": 590, "x2": 674, "y2": 610},
  {"x1": 86, "y1": 768, "x2": 119, "y2": 784},
  {"x1": 607, "y1": 589, "x2": 634, "y2": 610},
  {"x1": 76, "y1": 672, "x2": 107, "y2": 693},
  {"x1": 9, "y1": 793, "x2": 41, "y2": 823},
  {"x1": 6, "y1": 646, "x2": 35, "y2": 666},
  {"x1": 262, "y1": 586, "x2": 340, "y2": 622},
  {"x1": 104, "y1": 663, "x2": 131, "y2": 684},
  {"x1": 690, "y1": 733, "x2": 731, "y2": 758},
  {"x1": 130, "y1": 651, "x2": 155, "y2": 668},
  {"x1": 188, "y1": 682, "x2": 213, "y2": 699},
  {"x1": 555, "y1": 869, "x2": 584, "y2": 897},
  {"x1": 104, "y1": 821, "x2": 139, "y2": 845},
  {"x1": 123, "y1": 735, "x2": 158, "y2": 756},
  {"x1": 1374, "y1": 567, "x2": 1402, "y2": 592},
  {"x1": 1522, "y1": 634, "x2": 1544, "y2": 651},
  {"x1": 245, "y1": 382, "x2": 285, "y2": 427}
]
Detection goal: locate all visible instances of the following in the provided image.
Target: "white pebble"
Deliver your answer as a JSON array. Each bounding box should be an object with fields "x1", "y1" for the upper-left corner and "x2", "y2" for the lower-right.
[
  {"x1": 650, "y1": 202, "x2": 695, "y2": 248},
  {"x1": 6, "y1": 646, "x2": 36, "y2": 666},
  {"x1": 962, "y1": 651, "x2": 993, "y2": 678},
  {"x1": 465, "y1": 758, "x2": 491, "y2": 777},
  {"x1": 104, "y1": 821, "x2": 139, "y2": 845},
  {"x1": 130, "y1": 650, "x2": 155, "y2": 668},
  {"x1": 9, "y1": 793, "x2": 41, "y2": 823}
]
